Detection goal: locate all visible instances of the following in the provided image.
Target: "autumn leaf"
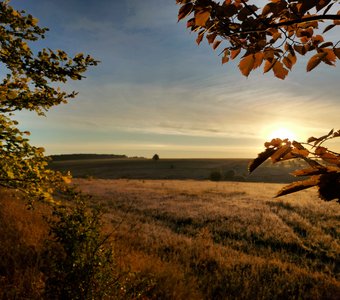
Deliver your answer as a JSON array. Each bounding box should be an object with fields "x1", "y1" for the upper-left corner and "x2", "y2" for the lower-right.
[
  {"x1": 230, "y1": 48, "x2": 241, "y2": 60},
  {"x1": 263, "y1": 59, "x2": 275, "y2": 73},
  {"x1": 334, "y1": 48, "x2": 340, "y2": 59},
  {"x1": 196, "y1": 32, "x2": 204, "y2": 45},
  {"x1": 206, "y1": 33, "x2": 217, "y2": 44},
  {"x1": 178, "y1": 3, "x2": 193, "y2": 22},
  {"x1": 272, "y1": 60, "x2": 288, "y2": 79},
  {"x1": 238, "y1": 54, "x2": 254, "y2": 77},
  {"x1": 212, "y1": 40, "x2": 221, "y2": 50},
  {"x1": 253, "y1": 52, "x2": 264, "y2": 69},
  {"x1": 271, "y1": 144, "x2": 292, "y2": 163},
  {"x1": 195, "y1": 9, "x2": 210, "y2": 26},
  {"x1": 282, "y1": 56, "x2": 293, "y2": 70},
  {"x1": 320, "y1": 48, "x2": 337, "y2": 64},
  {"x1": 221, "y1": 49, "x2": 229, "y2": 64},
  {"x1": 275, "y1": 176, "x2": 320, "y2": 198},
  {"x1": 323, "y1": 24, "x2": 336, "y2": 33},
  {"x1": 248, "y1": 148, "x2": 276, "y2": 173},
  {"x1": 306, "y1": 52, "x2": 326, "y2": 72}
]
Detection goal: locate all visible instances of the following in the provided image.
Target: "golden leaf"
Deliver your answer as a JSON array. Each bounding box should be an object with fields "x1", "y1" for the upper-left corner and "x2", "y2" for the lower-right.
[
  {"x1": 334, "y1": 48, "x2": 340, "y2": 59},
  {"x1": 222, "y1": 49, "x2": 229, "y2": 64},
  {"x1": 230, "y1": 48, "x2": 241, "y2": 60},
  {"x1": 271, "y1": 144, "x2": 292, "y2": 163},
  {"x1": 253, "y1": 52, "x2": 263, "y2": 69},
  {"x1": 248, "y1": 148, "x2": 276, "y2": 173},
  {"x1": 291, "y1": 168, "x2": 325, "y2": 177},
  {"x1": 275, "y1": 176, "x2": 320, "y2": 197},
  {"x1": 178, "y1": 4, "x2": 193, "y2": 22},
  {"x1": 238, "y1": 54, "x2": 254, "y2": 77},
  {"x1": 212, "y1": 40, "x2": 221, "y2": 50},
  {"x1": 306, "y1": 52, "x2": 326, "y2": 72},
  {"x1": 320, "y1": 48, "x2": 337, "y2": 64},
  {"x1": 272, "y1": 60, "x2": 288, "y2": 79},
  {"x1": 195, "y1": 9, "x2": 210, "y2": 27},
  {"x1": 196, "y1": 32, "x2": 204, "y2": 45},
  {"x1": 206, "y1": 33, "x2": 217, "y2": 44},
  {"x1": 263, "y1": 59, "x2": 275, "y2": 73}
]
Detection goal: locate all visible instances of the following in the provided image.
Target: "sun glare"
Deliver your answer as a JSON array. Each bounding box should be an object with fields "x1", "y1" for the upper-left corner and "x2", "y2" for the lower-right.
[{"x1": 267, "y1": 127, "x2": 297, "y2": 141}]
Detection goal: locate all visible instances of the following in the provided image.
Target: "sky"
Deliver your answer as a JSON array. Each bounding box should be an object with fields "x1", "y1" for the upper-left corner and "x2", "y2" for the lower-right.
[{"x1": 9, "y1": 0, "x2": 340, "y2": 158}]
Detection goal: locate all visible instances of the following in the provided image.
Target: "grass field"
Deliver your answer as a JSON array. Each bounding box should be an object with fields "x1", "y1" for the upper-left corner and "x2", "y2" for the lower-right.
[
  {"x1": 74, "y1": 179, "x2": 339, "y2": 299},
  {"x1": 1, "y1": 176, "x2": 339, "y2": 299},
  {"x1": 49, "y1": 158, "x2": 306, "y2": 183}
]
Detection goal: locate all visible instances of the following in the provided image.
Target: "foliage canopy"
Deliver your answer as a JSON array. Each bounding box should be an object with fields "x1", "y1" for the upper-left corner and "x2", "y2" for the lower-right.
[
  {"x1": 0, "y1": 1, "x2": 97, "y2": 204},
  {"x1": 177, "y1": 0, "x2": 340, "y2": 79},
  {"x1": 177, "y1": 0, "x2": 340, "y2": 201}
]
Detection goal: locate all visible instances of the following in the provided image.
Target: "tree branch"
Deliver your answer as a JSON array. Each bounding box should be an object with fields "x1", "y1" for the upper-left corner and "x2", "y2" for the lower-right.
[{"x1": 270, "y1": 15, "x2": 340, "y2": 28}]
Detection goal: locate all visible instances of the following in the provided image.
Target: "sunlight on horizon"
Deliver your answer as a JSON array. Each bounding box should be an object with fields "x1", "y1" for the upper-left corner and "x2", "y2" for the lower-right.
[{"x1": 262, "y1": 124, "x2": 300, "y2": 142}]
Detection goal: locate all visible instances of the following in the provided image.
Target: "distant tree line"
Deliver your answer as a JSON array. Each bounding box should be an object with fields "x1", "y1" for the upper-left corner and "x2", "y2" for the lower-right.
[{"x1": 50, "y1": 154, "x2": 128, "y2": 161}]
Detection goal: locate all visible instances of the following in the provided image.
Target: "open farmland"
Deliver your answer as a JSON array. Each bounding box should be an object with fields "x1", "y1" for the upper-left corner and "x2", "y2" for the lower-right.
[
  {"x1": 72, "y1": 178, "x2": 339, "y2": 299},
  {"x1": 49, "y1": 158, "x2": 306, "y2": 183}
]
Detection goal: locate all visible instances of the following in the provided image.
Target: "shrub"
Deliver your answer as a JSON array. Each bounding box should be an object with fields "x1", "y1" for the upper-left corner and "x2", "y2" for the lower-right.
[
  {"x1": 42, "y1": 195, "x2": 117, "y2": 299},
  {"x1": 209, "y1": 170, "x2": 223, "y2": 181}
]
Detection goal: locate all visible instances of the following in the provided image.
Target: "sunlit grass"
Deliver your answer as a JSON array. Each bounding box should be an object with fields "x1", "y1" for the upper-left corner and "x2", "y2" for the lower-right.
[
  {"x1": 78, "y1": 179, "x2": 340, "y2": 299},
  {"x1": 1, "y1": 180, "x2": 339, "y2": 299}
]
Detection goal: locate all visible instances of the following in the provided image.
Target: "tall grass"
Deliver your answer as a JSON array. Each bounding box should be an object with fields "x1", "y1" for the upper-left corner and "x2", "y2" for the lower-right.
[
  {"x1": 77, "y1": 179, "x2": 340, "y2": 299},
  {"x1": 1, "y1": 179, "x2": 339, "y2": 299}
]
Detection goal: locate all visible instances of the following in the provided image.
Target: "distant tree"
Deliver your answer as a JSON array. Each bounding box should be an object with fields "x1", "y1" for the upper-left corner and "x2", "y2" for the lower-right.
[
  {"x1": 0, "y1": 1, "x2": 97, "y2": 204},
  {"x1": 177, "y1": 0, "x2": 340, "y2": 79},
  {"x1": 177, "y1": 0, "x2": 340, "y2": 201},
  {"x1": 210, "y1": 170, "x2": 222, "y2": 181},
  {"x1": 152, "y1": 154, "x2": 160, "y2": 161}
]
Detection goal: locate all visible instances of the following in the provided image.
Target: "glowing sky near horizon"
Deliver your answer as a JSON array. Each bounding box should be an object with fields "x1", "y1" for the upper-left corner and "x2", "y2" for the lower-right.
[{"x1": 10, "y1": 0, "x2": 340, "y2": 158}]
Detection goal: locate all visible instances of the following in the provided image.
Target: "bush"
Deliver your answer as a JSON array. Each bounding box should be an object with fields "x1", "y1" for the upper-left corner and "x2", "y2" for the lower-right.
[
  {"x1": 209, "y1": 170, "x2": 223, "y2": 181},
  {"x1": 42, "y1": 195, "x2": 117, "y2": 299}
]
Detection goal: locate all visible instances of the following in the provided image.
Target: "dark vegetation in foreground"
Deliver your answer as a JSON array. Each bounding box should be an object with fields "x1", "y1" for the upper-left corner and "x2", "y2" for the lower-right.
[
  {"x1": 1, "y1": 180, "x2": 339, "y2": 299},
  {"x1": 49, "y1": 157, "x2": 307, "y2": 183}
]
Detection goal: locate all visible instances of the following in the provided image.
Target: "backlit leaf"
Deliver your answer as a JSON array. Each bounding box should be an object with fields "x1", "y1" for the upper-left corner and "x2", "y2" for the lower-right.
[
  {"x1": 230, "y1": 48, "x2": 241, "y2": 60},
  {"x1": 196, "y1": 32, "x2": 204, "y2": 45},
  {"x1": 206, "y1": 33, "x2": 217, "y2": 44},
  {"x1": 253, "y1": 52, "x2": 264, "y2": 69},
  {"x1": 249, "y1": 148, "x2": 276, "y2": 173},
  {"x1": 320, "y1": 48, "x2": 337, "y2": 64},
  {"x1": 291, "y1": 168, "x2": 325, "y2": 177},
  {"x1": 263, "y1": 59, "x2": 275, "y2": 73},
  {"x1": 275, "y1": 176, "x2": 320, "y2": 198},
  {"x1": 272, "y1": 60, "x2": 288, "y2": 79},
  {"x1": 178, "y1": 3, "x2": 193, "y2": 22},
  {"x1": 195, "y1": 9, "x2": 210, "y2": 26},
  {"x1": 212, "y1": 40, "x2": 221, "y2": 50},
  {"x1": 334, "y1": 48, "x2": 340, "y2": 59},
  {"x1": 271, "y1": 144, "x2": 292, "y2": 163},
  {"x1": 238, "y1": 54, "x2": 254, "y2": 77},
  {"x1": 306, "y1": 53, "x2": 326, "y2": 72},
  {"x1": 323, "y1": 24, "x2": 336, "y2": 33}
]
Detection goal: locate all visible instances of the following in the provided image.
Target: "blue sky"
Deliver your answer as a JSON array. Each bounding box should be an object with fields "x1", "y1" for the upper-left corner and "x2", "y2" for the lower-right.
[{"x1": 10, "y1": 0, "x2": 340, "y2": 158}]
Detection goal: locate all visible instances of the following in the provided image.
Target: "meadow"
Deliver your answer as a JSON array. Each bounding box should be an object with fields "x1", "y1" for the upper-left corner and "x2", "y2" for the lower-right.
[
  {"x1": 49, "y1": 157, "x2": 306, "y2": 183},
  {"x1": 2, "y1": 176, "x2": 339, "y2": 299}
]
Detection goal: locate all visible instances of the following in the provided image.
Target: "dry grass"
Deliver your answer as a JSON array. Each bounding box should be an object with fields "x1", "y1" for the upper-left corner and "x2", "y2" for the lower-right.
[
  {"x1": 74, "y1": 179, "x2": 340, "y2": 299},
  {"x1": 1, "y1": 179, "x2": 339, "y2": 299},
  {"x1": 0, "y1": 189, "x2": 51, "y2": 299}
]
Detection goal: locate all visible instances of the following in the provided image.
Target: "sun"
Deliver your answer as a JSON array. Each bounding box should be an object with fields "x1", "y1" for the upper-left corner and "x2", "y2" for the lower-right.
[{"x1": 267, "y1": 127, "x2": 297, "y2": 141}]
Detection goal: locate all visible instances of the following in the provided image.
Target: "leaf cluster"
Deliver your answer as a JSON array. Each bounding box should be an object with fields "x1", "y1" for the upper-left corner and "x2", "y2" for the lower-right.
[
  {"x1": 177, "y1": 0, "x2": 340, "y2": 79},
  {"x1": 249, "y1": 129, "x2": 340, "y2": 202},
  {"x1": 0, "y1": 1, "x2": 97, "y2": 203}
]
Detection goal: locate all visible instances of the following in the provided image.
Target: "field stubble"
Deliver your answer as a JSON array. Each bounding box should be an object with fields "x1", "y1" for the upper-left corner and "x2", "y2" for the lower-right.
[{"x1": 74, "y1": 179, "x2": 340, "y2": 299}]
